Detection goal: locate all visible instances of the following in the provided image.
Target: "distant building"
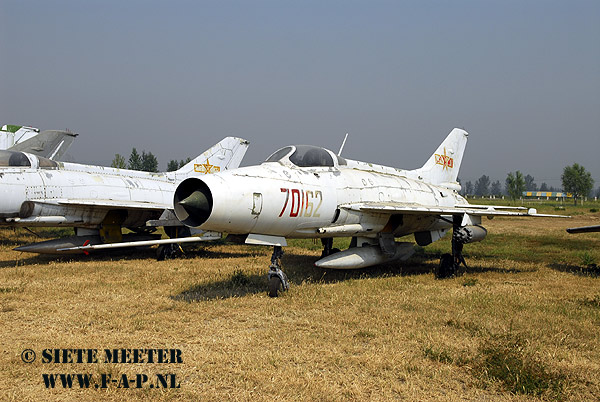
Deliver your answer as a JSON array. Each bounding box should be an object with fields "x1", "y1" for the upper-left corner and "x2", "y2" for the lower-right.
[{"x1": 522, "y1": 191, "x2": 572, "y2": 199}]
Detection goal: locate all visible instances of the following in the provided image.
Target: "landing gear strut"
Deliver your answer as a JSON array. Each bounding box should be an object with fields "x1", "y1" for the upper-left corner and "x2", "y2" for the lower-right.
[
  {"x1": 156, "y1": 243, "x2": 182, "y2": 261},
  {"x1": 320, "y1": 238, "x2": 340, "y2": 258},
  {"x1": 156, "y1": 226, "x2": 188, "y2": 261},
  {"x1": 436, "y1": 215, "x2": 468, "y2": 279},
  {"x1": 267, "y1": 246, "x2": 289, "y2": 297}
]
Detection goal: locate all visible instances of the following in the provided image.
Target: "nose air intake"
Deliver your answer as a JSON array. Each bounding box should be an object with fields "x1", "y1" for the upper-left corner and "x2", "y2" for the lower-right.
[{"x1": 173, "y1": 178, "x2": 213, "y2": 227}]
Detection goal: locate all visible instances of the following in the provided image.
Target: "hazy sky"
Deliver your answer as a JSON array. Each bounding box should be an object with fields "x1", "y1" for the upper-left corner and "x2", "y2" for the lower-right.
[{"x1": 1, "y1": 1, "x2": 599, "y2": 188}]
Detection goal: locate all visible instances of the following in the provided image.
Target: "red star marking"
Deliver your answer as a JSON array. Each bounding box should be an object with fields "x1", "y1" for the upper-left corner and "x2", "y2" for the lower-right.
[{"x1": 434, "y1": 148, "x2": 454, "y2": 170}]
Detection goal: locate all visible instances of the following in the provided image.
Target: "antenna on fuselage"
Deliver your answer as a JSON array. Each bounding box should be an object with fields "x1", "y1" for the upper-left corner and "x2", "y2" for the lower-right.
[{"x1": 338, "y1": 133, "x2": 348, "y2": 156}]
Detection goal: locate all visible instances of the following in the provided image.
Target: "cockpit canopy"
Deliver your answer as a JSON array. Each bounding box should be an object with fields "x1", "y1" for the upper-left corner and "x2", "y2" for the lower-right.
[
  {"x1": 0, "y1": 150, "x2": 58, "y2": 168},
  {"x1": 265, "y1": 145, "x2": 346, "y2": 167}
]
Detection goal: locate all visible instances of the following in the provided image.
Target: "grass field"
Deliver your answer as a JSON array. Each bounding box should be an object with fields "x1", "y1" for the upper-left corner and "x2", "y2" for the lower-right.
[{"x1": 1, "y1": 202, "x2": 599, "y2": 401}]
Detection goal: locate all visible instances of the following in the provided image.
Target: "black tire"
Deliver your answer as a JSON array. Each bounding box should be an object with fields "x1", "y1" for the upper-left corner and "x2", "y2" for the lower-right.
[
  {"x1": 268, "y1": 276, "x2": 282, "y2": 298},
  {"x1": 156, "y1": 245, "x2": 167, "y2": 261},
  {"x1": 157, "y1": 244, "x2": 178, "y2": 261},
  {"x1": 436, "y1": 253, "x2": 454, "y2": 279}
]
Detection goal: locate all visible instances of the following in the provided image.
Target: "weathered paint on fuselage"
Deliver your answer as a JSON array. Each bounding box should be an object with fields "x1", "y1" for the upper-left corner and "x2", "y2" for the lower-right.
[
  {"x1": 195, "y1": 158, "x2": 466, "y2": 238},
  {"x1": 0, "y1": 155, "x2": 178, "y2": 228}
]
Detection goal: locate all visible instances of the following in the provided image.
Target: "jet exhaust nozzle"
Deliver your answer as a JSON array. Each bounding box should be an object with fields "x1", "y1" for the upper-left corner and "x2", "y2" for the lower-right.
[
  {"x1": 173, "y1": 178, "x2": 213, "y2": 227},
  {"x1": 453, "y1": 225, "x2": 487, "y2": 244}
]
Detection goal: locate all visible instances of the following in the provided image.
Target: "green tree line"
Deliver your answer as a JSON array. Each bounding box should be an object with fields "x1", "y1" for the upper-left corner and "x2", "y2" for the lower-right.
[
  {"x1": 460, "y1": 163, "x2": 596, "y2": 205},
  {"x1": 111, "y1": 149, "x2": 191, "y2": 172}
]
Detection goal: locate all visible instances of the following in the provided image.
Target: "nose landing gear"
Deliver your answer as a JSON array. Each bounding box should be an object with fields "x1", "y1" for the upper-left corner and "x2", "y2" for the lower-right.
[{"x1": 267, "y1": 246, "x2": 289, "y2": 297}]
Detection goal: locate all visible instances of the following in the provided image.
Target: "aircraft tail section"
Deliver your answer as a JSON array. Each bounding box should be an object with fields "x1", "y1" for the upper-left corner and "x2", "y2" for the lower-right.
[
  {"x1": 175, "y1": 137, "x2": 249, "y2": 177},
  {"x1": 412, "y1": 128, "x2": 468, "y2": 189},
  {"x1": 9, "y1": 130, "x2": 78, "y2": 160}
]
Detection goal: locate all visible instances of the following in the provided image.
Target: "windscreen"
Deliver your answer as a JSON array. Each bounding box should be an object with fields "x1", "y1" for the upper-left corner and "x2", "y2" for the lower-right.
[{"x1": 288, "y1": 145, "x2": 334, "y2": 167}]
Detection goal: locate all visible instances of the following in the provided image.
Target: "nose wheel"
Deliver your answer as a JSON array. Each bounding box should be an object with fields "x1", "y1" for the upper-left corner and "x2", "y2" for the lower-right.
[{"x1": 267, "y1": 246, "x2": 289, "y2": 297}]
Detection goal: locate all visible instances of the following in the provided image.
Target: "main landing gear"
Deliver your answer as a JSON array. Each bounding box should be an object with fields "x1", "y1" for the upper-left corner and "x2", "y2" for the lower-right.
[
  {"x1": 436, "y1": 216, "x2": 468, "y2": 279},
  {"x1": 320, "y1": 238, "x2": 340, "y2": 258},
  {"x1": 267, "y1": 246, "x2": 289, "y2": 297},
  {"x1": 156, "y1": 226, "x2": 188, "y2": 261},
  {"x1": 156, "y1": 243, "x2": 183, "y2": 261}
]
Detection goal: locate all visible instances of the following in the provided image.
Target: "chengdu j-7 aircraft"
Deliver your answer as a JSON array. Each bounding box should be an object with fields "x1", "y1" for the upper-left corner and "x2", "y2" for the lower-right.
[
  {"x1": 173, "y1": 128, "x2": 569, "y2": 296},
  {"x1": 0, "y1": 137, "x2": 249, "y2": 257},
  {"x1": 1, "y1": 124, "x2": 77, "y2": 160}
]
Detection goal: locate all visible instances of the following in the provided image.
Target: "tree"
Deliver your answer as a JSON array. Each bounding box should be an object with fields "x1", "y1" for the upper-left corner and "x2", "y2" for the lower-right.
[
  {"x1": 562, "y1": 163, "x2": 594, "y2": 205},
  {"x1": 167, "y1": 157, "x2": 192, "y2": 172},
  {"x1": 474, "y1": 175, "x2": 490, "y2": 196},
  {"x1": 111, "y1": 154, "x2": 127, "y2": 169},
  {"x1": 141, "y1": 151, "x2": 158, "y2": 172},
  {"x1": 505, "y1": 171, "x2": 525, "y2": 201},
  {"x1": 464, "y1": 181, "x2": 473, "y2": 196},
  {"x1": 490, "y1": 180, "x2": 502, "y2": 196},
  {"x1": 128, "y1": 148, "x2": 142, "y2": 171},
  {"x1": 167, "y1": 160, "x2": 180, "y2": 172},
  {"x1": 539, "y1": 182, "x2": 549, "y2": 192},
  {"x1": 524, "y1": 174, "x2": 537, "y2": 191}
]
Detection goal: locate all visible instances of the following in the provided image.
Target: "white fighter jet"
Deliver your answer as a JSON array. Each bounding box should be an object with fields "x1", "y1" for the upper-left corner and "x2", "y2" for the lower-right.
[
  {"x1": 0, "y1": 137, "x2": 249, "y2": 258},
  {"x1": 172, "y1": 128, "x2": 568, "y2": 296},
  {"x1": 1, "y1": 124, "x2": 77, "y2": 160}
]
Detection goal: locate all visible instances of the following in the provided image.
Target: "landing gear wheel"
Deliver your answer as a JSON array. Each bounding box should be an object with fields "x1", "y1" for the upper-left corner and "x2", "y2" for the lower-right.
[
  {"x1": 156, "y1": 244, "x2": 179, "y2": 261},
  {"x1": 267, "y1": 246, "x2": 289, "y2": 297},
  {"x1": 156, "y1": 245, "x2": 168, "y2": 261},
  {"x1": 436, "y1": 253, "x2": 455, "y2": 279},
  {"x1": 435, "y1": 215, "x2": 470, "y2": 279},
  {"x1": 268, "y1": 276, "x2": 283, "y2": 298}
]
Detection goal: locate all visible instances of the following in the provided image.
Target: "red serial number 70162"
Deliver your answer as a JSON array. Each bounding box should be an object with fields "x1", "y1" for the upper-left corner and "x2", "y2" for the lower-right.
[{"x1": 278, "y1": 188, "x2": 323, "y2": 218}]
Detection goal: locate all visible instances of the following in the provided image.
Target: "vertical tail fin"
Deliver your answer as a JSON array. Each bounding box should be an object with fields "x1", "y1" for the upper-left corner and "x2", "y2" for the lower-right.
[
  {"x1": 174, "y1": 137, "x2": 249, "y2": 177},
  {"x1": 412, "y1": 128, "x2": 468, "y2": 188}
]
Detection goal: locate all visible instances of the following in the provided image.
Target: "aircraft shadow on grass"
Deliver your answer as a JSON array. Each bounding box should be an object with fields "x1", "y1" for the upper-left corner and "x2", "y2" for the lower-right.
[
  {"x1": 171, "y1": 250, "x2": 531, "y2": 302},
  {"x1": 548, "y1": 263, "x2": 600, "y2": 277},
  {"x1": 0, "y1": 245, "x2": 255, "y2": 270},
  {"x1": 1, "y1": 248, "x2": 158, "y2": 269}
]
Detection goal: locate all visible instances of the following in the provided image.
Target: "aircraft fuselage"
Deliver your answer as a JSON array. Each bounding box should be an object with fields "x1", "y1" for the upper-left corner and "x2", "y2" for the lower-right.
[
  {"x1": 0, "y1": 151, "x2": 175, "y2": 228},
  {"x1": 175, "y1": 160, "x2": 465, "y2": 240}
]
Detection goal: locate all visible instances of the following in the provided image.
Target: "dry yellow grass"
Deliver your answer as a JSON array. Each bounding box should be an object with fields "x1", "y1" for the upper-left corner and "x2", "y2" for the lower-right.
[{"x1": 0, "y1": 213, "x2": 599, "y2": 401}]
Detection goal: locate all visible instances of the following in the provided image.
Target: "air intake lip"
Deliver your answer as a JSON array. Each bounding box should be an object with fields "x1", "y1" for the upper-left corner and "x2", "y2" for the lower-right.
[{"x1": 173, "y1": 178, "x2": 213, "y2": 227}]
